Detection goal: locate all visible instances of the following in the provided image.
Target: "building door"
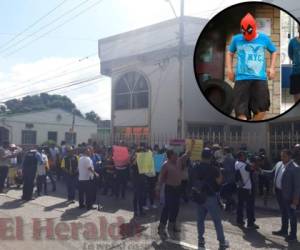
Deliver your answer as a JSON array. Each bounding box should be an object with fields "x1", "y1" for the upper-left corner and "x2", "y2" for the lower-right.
[{"x1": 0, "y1": 127, "x2": 9, "y2": 145}]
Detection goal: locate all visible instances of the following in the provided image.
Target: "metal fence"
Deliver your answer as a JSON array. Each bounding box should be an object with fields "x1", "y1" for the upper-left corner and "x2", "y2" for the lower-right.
[
  {"x1": 269, "y1": 131, "x2": 300, "y2": 159},
  {"x1": 95, "y1": 131, "x2": 256, "y2": 150},
  {"x1": 93, "y1": 130, "x2": 300, "y2": 162}
]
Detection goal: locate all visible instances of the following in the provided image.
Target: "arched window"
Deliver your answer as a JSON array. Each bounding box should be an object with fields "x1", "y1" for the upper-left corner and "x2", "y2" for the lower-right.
[{"x1": 115, "y1": 72, "x2": 149, "y2": 110}]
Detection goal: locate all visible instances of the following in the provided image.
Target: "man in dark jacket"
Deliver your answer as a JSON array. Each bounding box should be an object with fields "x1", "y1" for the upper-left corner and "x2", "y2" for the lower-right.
[
  {"x1": 193, "y1": 148, "x2": 229, "y2": 249},
  {"x1": 270, "y1": 149, "x2": 300, "y2": 242},
  {"x1": 22, "y1": 148, "x2": 42, "y2": 201},
  {"x1": 61, "y1": 146, "x2": 78, "y2": 203},
  {"x1": 257, "y1": 148, "x2": 271, "y2": 196}
]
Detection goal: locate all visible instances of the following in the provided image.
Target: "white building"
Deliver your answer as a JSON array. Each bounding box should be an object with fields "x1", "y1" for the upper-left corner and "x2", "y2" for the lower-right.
[
  {"x1": 0, "y1": 108, "x2": 97, "y2": 146},
  {"x1": 99, "y1": 16, "x2": 237, "y2": 136},
  {"x1": 98, "y1": 16, "x2": 300, "y2": 159}
]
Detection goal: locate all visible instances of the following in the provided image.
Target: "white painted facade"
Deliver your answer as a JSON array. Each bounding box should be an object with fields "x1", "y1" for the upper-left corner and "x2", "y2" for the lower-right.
[{"x1": 0, "y1": 109, "x2": 97, "y2": 145}]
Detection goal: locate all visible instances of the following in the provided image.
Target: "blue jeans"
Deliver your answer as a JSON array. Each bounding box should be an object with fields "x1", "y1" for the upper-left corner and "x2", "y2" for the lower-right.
[{"x1": 197, "y1": 195, "x2": 225, "y2": 245}]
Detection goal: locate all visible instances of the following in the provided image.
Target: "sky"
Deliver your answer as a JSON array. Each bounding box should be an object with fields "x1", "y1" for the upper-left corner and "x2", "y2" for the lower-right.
[{"x1": 0, "y1": 0, "x2": 299, "y2": 120}]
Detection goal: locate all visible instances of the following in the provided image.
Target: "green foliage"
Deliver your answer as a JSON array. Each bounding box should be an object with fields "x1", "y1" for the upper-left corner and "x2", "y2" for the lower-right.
[
  {"x1": 42, "y1": 140, "x2": 57, "y2": 146},
  {"x1": 85, "y1": 111, "x2": 101, "y2": 123},
  {"x1": 4, "y1": 93, "x2": 82, "y2": 116},
  {"x1": 4, "y1": 93, "x2": 101, "y2": 122}
]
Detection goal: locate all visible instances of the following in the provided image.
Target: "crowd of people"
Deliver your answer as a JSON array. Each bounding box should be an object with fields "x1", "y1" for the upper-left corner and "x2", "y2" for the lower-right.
[{"x1": 0, "y1": 140, "x2": 300, "y2": 249}]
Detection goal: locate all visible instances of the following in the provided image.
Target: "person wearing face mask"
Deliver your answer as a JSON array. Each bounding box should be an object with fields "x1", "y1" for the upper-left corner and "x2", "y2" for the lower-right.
[{"x1": 226, "y1": 13, "x2": 277, "y2": 121}]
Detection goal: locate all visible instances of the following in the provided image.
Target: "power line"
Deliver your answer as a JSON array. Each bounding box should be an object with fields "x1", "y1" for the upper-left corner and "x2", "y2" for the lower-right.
[
  {"x1": 0, "y1": 0, "x2": 69, "y2": 52},
  {"x1": 2, "y1": 35, "x2": 186, "y2": 96},
  {"x1": 27, "y1": 52, "x2": 97, "y2": 82},
  {"x1": 2, "y1": 0, "x2": 105, "y2": 57},
  {"x1": 2, "y1": 16, "x2": 206, "y2": 99},
  {"x1": 35, "y1": 75, "x2": 102, "y2": 95},
  {"x1": 0, "y1": 0, "x2": 92, "y2": 55},
  {"x1": 1, "y1": 62, "x2": 99, "y2": 96},
  {"x1": 0, "y1": 32, "x2": 98, "y2": 42},
  {"x1": 2, "y1": 33, "x2": 193, "y2": 100},
  {"x1": 1, "y1": 39, "x2": 178, "y2": 99},
  {"x1": 1, "y1": 75, "x2": 103, "y2": 102},
  {"x1": 55, "y1": 79, "x2": 104, "y2": 94},
  {"x1": 3, "y1": 52, "x2": 97, "y2": 91}
]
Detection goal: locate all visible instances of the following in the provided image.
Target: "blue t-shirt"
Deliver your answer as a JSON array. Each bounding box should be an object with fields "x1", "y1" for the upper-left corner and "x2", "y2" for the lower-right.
[
  {"x1": 288, "y1": 37, "x2": 300, "y2": 75},
  {"x1": 229, "y1": 32, "x2": 277, "y2": 81}
]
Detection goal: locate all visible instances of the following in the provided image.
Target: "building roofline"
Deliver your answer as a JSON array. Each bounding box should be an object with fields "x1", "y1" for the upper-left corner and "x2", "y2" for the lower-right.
[
  {"x1": 0, "y1": 108, "x2": 97, "y2": 125},
  {"x1": 98, "y1": 15, "x2": 207, "y2": 45}
]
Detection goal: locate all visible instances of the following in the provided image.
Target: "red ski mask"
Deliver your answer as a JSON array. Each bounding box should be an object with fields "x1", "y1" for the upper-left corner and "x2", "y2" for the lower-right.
[{"x1": 240, "y1": 13, "x2": 257, "y2": 41}]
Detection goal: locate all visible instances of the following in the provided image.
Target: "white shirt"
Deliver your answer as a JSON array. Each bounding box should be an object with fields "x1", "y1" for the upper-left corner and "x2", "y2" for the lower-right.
[
  {"x1": 10, "y1": 157, "x2": 17, "y2": 166},
  {"x1": 37, "y1": 153, "x2": 48, "y2": 176},
  {"x1": 235, "y1": 160, "x2": 252, "y2": 190},
  {"x1": 78, "y1": 156, "x2": 94, "y2": 181},
  {"x1": 0, "y1": 147, "x2": 11, "y2": 166},
  {"x1": 49, "y1": 147, "x2": 59, "y2": 159},
  {"x1": 274, "y1": 160, "x2": 291, "y2": 189}
]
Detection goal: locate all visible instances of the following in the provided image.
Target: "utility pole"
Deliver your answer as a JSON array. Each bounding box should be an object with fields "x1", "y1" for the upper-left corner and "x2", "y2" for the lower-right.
[
  {"x1": 178, "y1": 0, "x2": 185, "y2": 139},
  {"x1": 164, "y1": 0, "x2": 185, "y2": 139},
  {"x1": 71, "y1": 108, "x2": 76, "y2": 145}
]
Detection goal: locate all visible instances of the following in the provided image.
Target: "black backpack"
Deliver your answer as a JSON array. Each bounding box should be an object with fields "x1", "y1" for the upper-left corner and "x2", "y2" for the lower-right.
[
  {"x1": 23, "y1": 151, "x2": 38, "y2": 167},
  {"x1": 191, "y1": 163, "x2": 214, "y2": 205}
]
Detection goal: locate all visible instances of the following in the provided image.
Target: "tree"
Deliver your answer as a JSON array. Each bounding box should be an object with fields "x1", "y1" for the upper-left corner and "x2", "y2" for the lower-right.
[
  {"x1": 0, "y1": 103, "x2": 7, "y2": 113},
  {"x1": 85, "y1": 111, "x2": 101, "y2": 124},
  {"x1": 4, "y1": 93, "x2": 83, "y2": 116}
]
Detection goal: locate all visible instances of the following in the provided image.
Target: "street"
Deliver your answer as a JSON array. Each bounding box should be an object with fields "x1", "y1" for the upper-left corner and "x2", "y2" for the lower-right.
[{"x1": 0, "y1": 181, "x2": 299, "y2": 250}]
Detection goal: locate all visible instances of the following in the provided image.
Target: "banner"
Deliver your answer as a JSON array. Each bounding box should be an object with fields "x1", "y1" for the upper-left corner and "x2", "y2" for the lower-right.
[
  {"x1": 186, "y1": 139, "x2": 203, "y2": 161},
  {"x1": 136, "y1": 151, "x2": 155, "y2": 174},
  {"x1": 112, "y1": 146, "x2": 129, "y2": 167},
  {"x1": 153, "y1": 153, "x2": 166, "y2": 172}
]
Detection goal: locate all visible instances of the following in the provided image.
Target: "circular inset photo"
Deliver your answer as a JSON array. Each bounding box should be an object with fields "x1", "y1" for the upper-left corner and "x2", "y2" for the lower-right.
[{"x1": 193, "y1": 1, "x2": 300, "y2": 122}]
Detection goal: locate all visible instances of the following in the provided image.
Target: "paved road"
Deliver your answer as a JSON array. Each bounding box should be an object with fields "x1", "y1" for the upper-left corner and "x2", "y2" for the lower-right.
[{"x1": 0, "y1": 181, "x2": 299, "y2": 250}]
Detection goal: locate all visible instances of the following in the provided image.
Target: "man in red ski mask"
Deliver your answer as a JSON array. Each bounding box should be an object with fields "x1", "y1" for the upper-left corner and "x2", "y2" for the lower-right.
[
  {"x1": 241, "y1": 13, "x2": 257, "y2": 41},
  {"x1": 226, "y1": 13, "x2": 277, "y2": 121}
]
